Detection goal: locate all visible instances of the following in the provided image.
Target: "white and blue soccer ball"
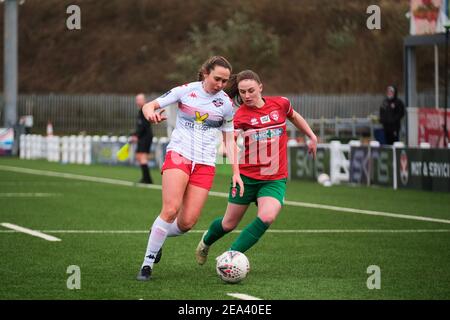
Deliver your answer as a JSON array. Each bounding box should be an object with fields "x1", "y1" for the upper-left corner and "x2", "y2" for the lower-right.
[
  {"x1": 216, "y1": 250, "x2": 250, "y2": 283},
  {"x1": 317, "y1": 173, "x2": 332, "y2": 187}
]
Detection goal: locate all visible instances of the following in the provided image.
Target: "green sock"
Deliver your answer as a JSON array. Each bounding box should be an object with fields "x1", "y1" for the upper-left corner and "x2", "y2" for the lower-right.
[
  {"x1": 204, "y1": 217, "x2": 230, "y2": 246},
  {"x1": 230, "y1": 217, "x2": 269, "y2": 253}
]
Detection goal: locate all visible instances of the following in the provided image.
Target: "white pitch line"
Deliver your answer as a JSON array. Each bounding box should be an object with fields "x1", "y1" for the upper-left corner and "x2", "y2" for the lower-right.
[
  {"x1": 1, "y1": 164, "x2": 449, "y2": 225},
  {"x1": 0, "y1": 229, "x2": 449, "y2": 234},
  {"x1": 0, "y1": 165, "x2": 162, "y2": 190},
  {"x1": 283, "y1": 200, "x2": 450, "y2": 225},
  {"x1": 227, "y1": 293, "x2": 262, "y2": 300},
  {"x1": 267, "y1": 229, "x2": 450, "y2": 233},
  {"x1": 0, "y1": 193, "x2": 62, "y2": 197},
  {"x1": 1, "y1": 223, "x2": 61, "y2": 241}
]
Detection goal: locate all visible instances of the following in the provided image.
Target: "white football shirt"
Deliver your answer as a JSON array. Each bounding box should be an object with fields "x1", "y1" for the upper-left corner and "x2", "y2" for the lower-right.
[{"x1": 156, "y1": 81, "x2": 234, "y2": 166}]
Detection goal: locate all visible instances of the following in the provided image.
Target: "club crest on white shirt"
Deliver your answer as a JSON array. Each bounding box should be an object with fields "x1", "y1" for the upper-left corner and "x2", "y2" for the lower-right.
[{"x1": 212, "y1": 98, "x2": 224, "y2": 107}]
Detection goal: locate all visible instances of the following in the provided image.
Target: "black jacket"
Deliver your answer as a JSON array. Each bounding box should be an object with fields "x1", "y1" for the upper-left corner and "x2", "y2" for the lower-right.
[
  {"x1": 135, "y1": 109, "x2": 153, "y2": 139},
  {"x1": 379, "y1": 86, "x2": 405, "y2": 131}
]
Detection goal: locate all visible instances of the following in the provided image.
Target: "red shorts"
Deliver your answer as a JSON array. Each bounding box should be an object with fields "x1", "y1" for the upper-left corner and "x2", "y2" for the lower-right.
[{"x1": 161, "y1": 151, "x2": 216, "y2": 190}]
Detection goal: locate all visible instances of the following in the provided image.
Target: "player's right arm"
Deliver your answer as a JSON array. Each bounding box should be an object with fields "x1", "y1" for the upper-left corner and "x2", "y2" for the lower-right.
[
  {"x1": 142, "y1": 84, "x2": 189, "y2": 124},
  {"x1": 142, "y1": 100, "x2": 166, "y2": 124}
]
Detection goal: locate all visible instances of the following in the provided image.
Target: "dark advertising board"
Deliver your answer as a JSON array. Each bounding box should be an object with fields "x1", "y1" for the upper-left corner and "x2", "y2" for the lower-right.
[
  {"x1": 349, "y1": 146, "x2": 370, "y2": 185},
  {"x1": 289, "y1": 145, "x2": 330, "y2": 180},
  {"x1": 349, "y1": 146, "x2": 394, "y2": 187},
  {"x1": 370, "y1": 147, "x2": 394, "y2": 187},
  {"x1": 396, "y1": 148, "x2": 450, "y2": 192}
]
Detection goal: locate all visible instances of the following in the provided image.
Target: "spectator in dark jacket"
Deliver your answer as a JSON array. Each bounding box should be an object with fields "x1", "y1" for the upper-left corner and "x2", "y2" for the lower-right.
[
  {"x1": 379, "y1": 85, "x2": 405, "y2": 145},
  {"x1": 131, "y1": 93, "x2": 153, "y2": 184}
]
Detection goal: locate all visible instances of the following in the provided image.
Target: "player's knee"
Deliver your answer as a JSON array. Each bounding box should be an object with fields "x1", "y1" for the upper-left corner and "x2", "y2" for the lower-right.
[
  {"x1": 160, "y1": 205, "x2": 179, "y2": 221},
  {"x1": 258, "y1": 215, "x2": 275, "y2": 225},
  {"x1": 221, "y1": 220, "x2": 237, "y2": 232},
  {"x1": 177, "y1": 219, "x2": 196, "y2": 232}
]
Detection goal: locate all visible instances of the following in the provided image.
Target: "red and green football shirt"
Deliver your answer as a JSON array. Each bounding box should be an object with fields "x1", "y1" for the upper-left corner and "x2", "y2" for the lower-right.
[{"x1": 234, "y1": 96, "x2": 294, "y2": 180}]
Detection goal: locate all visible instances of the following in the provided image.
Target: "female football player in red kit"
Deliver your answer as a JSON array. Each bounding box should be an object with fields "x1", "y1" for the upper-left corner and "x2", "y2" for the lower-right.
[{"x1": 196, "y1": 70, "x2": 317, "y2": 264}]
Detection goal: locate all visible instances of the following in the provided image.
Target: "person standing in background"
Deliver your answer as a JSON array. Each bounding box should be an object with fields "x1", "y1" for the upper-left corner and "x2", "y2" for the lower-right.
[
  {"x1": 131, "y1": 93, "x2": 153, "y2": 184},
  {"x1": 379, "y1": 85, "x2": 405, "y2": 145}
]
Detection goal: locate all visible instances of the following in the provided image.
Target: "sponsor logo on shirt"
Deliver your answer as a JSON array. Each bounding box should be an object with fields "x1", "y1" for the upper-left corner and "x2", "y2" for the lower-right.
[
  {"x1": 184, "y1": 121, "x2": 210, "y2": 131},
  {"x1": 189, "y1": 92, "x2": 197, "y2": 98},
  {"x1": 251, "y1": 128, "x2": 283, "y2": 141},
  {"x1": 250, "y1": 118, "x2": 259, "y2": 126},
  {"x1": 195, "y1": 111, "x2": 209, "y2": 124},
  {"x1": 260, "y1": 115, "x2": 271, "y2": 124}
]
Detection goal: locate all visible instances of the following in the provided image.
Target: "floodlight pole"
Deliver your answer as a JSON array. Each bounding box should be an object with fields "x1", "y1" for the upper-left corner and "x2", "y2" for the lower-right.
[
  {"x1": 3, "y1": 0, "x2": 18, "y2": 128},
  {"x1": 445, "y1": 25, "x2": 449, "y2": 147}
]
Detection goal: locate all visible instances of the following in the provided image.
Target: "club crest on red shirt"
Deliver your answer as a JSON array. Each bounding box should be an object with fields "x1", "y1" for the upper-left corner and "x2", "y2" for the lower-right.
[{"x1": 270, "y1": 111, "x2": 279, "y2": 121}]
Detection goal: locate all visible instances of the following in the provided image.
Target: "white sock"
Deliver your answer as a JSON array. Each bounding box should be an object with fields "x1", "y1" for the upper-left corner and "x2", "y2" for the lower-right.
[
  {"x1": 142, "y1": 216, "x2": 171, "y2": 268},
  {"x1": 167, "y1": 218, "x2": 186, "y2": 237}
]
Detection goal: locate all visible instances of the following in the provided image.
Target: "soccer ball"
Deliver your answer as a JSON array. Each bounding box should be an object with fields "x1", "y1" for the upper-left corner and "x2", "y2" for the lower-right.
[
  {"x1": 317, "y1": 173, "x2": 332, "y2": 187},
  {"x1": 216, "y1": 250, "x2": 250, "y2": 283}
]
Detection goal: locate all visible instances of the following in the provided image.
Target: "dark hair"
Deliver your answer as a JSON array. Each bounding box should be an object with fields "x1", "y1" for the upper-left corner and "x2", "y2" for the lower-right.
[
  {"x1": 197, "y1": 56, "x2": 233, "y2": 81},
  {"x1": 224, "y1": 70, "x2": 262, "y2": 105}
]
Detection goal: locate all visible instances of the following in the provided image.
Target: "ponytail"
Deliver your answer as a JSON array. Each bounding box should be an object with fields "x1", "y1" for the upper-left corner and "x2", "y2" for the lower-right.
[
  {"x1": 198, "y1": 56, "x2": 232, "y2": 81},
  {"x1": 224, "y1": 74, "x2": 241, "y2": 104},
  {"x1": 224, "y1": 70, "x2": 262, "y2": 106}
]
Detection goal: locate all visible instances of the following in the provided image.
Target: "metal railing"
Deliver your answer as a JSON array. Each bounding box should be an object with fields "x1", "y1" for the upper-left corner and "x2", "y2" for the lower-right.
[
  {"x1": 0, "y1": 92, "x2": 434, "y2": 139},
  {"x1": 12, "y1": 93, "x2": 164, "y2": 136}
]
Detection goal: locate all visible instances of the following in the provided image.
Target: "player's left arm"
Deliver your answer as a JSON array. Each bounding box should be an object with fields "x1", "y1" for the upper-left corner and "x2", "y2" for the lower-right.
[
  {"x1": 222, "y1": 131, "x2": 244, "y2": 197},
  {"x1": 221, "y1": 101, "x2": 244, "y2": 196},
  {"x1": 288, "y1": 110, "x2": 317, "y2": 159}
]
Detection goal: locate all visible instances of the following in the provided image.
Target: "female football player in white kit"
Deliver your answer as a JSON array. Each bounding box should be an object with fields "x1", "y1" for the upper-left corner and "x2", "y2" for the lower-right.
[{"x1": 137, "y1": 56, "x2": 244, "y2": 280}]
